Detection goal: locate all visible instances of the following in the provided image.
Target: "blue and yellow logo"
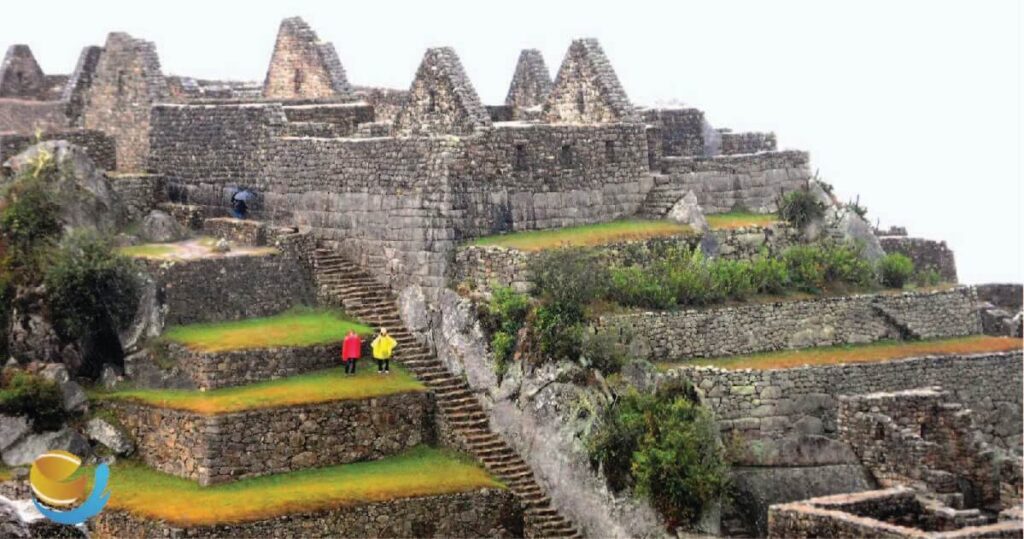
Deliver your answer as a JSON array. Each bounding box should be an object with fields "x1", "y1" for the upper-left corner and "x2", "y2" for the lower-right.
[{"x1": 29, "y1": 450, "x2": 110, "y2": 525}]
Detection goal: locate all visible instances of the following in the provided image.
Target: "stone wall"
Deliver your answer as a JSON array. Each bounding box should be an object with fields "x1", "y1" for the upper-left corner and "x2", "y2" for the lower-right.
[
  {"x1": 719, "y1": 131, "x2": 777, "y2": 155},
  {"x1": 0, "y1": 99, "x2": 68, "y2": 135},
  {"x1": 107, "y1": 173, "x2": 164, "y2": 222},
  {"x1": 0, "y1": 129, "x2": 115, "y2": 171},
  {"x1": 108, "y1": 392, "x2": 434, "y2": 485},
  {"x1": 282, "y1": 102, "x2": 373, "y2": 137},
  {"x1": 393, "y1": 47, "x2": 492, "y2": 136},
  {"x1": 145, "y1": 249, "x2": 314, "y2": 326},
  {"x1": 642, "y1": 108, "x2": 707, "y2": 157},
  {"x1": 202, "y1": 217, "x2": 267, "y2": 246},
  {"x1": 82, "y1": 32, "x2": 170, "y2": 172},
  {"x1": 0, "y1": 45, "x2": 49, "y2": 100},
  {"x1": 667, "y1": 350, "x2": 1022, "y2": 451},
  {"x1": 505, "y1": 49, "x2": 552, "y2": 111},
  {"x1": 975, "y1": 283, "x2": 1022, "y2": 311},
  {"x1": 62, "y1": 46, "x2": 103, "y2": 126},
  {"x1": 543, "y1": 38, "x2": 636, "y2": 123},
  {"x1": 879, "y1": 236, "x2": 958, "y2": 283},
  {"x1": 654, "y1": 150, "x2": 810, "y2": 213},
  {"x1": 602, "y1": 287, "x2": 982, "y2": 361},
  {"x1": 839, "y1": 388, "x2": 1022, "y2": 509},
  {"x1": 167, "y1": 342, "x2": 336, "y2": 390},
  {"x1": 92, "y1": 489, "x2": 522, "y2": 538},
  {"x1": 353, "y1": 86, "x2": 408, "y2": 124}
]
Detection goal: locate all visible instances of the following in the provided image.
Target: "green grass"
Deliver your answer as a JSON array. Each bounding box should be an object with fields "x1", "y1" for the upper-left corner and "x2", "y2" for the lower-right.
[
  {"x1": 95, "y1": 367, "x2": 425, "y2": 414},
  {"x1": 472, "y1": 219, "x2": 693, "y2": 252},
  {"x1": 658, "y1": 335, "x2": 1021, "y2": 371},
  {"x1": 163, "y1": 309, "x2": 372, "y2": 352},
  {"x1": 705, "y1": 211, "x2": 779, "y2": 230},
  {"x1": 117, "y1": 244, "x2": 177, "y2": 258},
  {"x1": 89, "y1": 447, "x2": 502, "y2": 526}
]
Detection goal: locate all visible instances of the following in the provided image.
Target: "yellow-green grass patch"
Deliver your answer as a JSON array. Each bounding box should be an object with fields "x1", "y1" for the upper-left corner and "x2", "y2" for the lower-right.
[
  {"x1": 118, "y1": 244, "x2": 177, "y2": 258},
  {"x1": 472, "y1": 219, "x2": 693, "y2": 252},
  {"x1": 94, "y1": 366, "x2": 424, "y2": 414},
  {"x1": 87, "y1": 447, "x2": 502, "y2": 526},
  {"x1": 659, "y1": 336, "x2": 1021, "y2": 371},
  {"x1": 0, "y1": 465, "x2": 11, "y2": 482},
  {"x1": 118, "y1": 237, "x2": 279, "y2": 261},
  {"x1": 705, "y1": 211, "x2": 779, "y2": 230},
  {"x1": 163, "y1": 309, "x2": 372, "y2": 352}
]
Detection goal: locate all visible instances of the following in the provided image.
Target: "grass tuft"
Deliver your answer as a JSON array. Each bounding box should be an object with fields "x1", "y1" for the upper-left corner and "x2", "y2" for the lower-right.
[
  {"x1": 472, "y1": 220, "x2": 692, "y2": 252},
  {"x1": 117, "y1": 244, "x2": 177, "y2": 258},
  {"x1": 705, "y1": 211, "x2": 779, "y2": 230},
  {"x1": 163, "y1": 309, "x2": 372, "y2": 352},
  {"x1": 95, "y1": 367, "x2": 424, "y2": 414},
  {"x1": 89, "y1": 447, "x2": 502, "y2": 526},
  {"x1": 658, "y1": 335, "x2": 1021, "y2": 371}
]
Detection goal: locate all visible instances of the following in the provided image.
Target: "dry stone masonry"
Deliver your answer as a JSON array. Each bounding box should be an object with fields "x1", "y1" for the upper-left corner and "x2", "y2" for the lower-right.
[
  {"x1": 262, "y1": 17, "x2": 352, "y2": 100},
  {"x1": 505, "y1": 49, "x2": 553, "y2": 112}
]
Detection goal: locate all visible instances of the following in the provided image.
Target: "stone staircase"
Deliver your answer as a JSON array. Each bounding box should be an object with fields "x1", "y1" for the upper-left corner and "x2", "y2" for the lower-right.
[
  {"x1": 637, "y1": 173, "x2": 687, "y2": 219},
  {"x1": 312, "y1": 247, "x2": 583, "y2": 539}
]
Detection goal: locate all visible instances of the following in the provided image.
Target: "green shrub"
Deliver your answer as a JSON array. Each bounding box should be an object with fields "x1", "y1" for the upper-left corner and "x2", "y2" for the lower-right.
[
  {"x1": 708, "y1": 259, "x2": 755, "y2": 301},
  {"x1": 588, "y1": 379, "x2": 729, "y2": 528},
  {"x1": 748, "y1": 254, "x2": 789, "y2": 294},
  {"x1": 782, "y1": 245, "x2": 826, "y2": 292},
  {"x1": 878, "y1": 253, "x2": 915, "y2": 288},
  {"x1": 0, "y1": 177, "x2": 61, "y2": 273},
  {"x1": 821, "y1": 242, "x2": 875, "y2": 288},
  {"x1": 481, "y1": 286, "x2": 532, "y2": 374},
  {"x1": 44, "y1": 231, "x2": 140, "y2": 343},
  {"x1": 528, "y1": 247, "x2": 609, "y2": 308},
  {"x1": 655, "y1": 246, "x2": 713, "y2": 306},
  {"x1": 490, "y1": 331, "x2": 516, "y2": 367},
  {"x1": 0, "y1": 271, "x2": 11, "y2": 359},
  {"x1": 608, "y1": 266, "x2": 674, "y2": 310},
  {"x1": 778, "y1": 188, "x2": 826, "y2": 229},
  {"x1": 914, "y1": 268, "x2": 942, "y2": 287},
  {"x1": 580, "y1": 330, "x2": 629, "y2": 375},
  {"x1": 0, "y1": 370, "x2": 66, "y2": 431},
  {"x1": 533, "y1": 303, "x2": 584, "y2": 363}
]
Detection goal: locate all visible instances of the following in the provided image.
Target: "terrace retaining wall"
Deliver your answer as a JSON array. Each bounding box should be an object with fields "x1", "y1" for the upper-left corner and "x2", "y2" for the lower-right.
[
  {"x1": 601, "y1": 287, "x2": 982, "y2": 361},
  {"x1": 107, "y1": 391, "x2": 435, "y2": 485},
  {"x1": 167, "y1": 342, "x2": 337, "y2": 390},
  {"x1": 666, "y1": 350, "x2": 1023, "y2": 451},
  {"x1": 91, "y1": 489, "x2": 522, "y2": 538},
  {"x1": 107, "y1": 173, "x2": 164, "y2": 223},
  {"x1": 146, "y1": 249, "x2": 314, "y2": 326}
]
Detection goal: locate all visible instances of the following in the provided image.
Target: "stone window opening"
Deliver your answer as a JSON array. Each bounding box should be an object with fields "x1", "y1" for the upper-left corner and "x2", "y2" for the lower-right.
[
  {"x1": 560, "y1": 144, "x2": 574, "y2": 168},
  {"x1": 576, "y1": 91, "x2": 586, "y2": 115},
  {"x1": 874, "y1": 422, "x2": 886, "y2": 440},
  {"x1": 513, "y1": 144, "x2": 528, "y2": 172},
  {"x1": 293, "y1": 68, "x2": 303, "y2": 94},
  {"x1": 427, "y1": 89, "x2": 437, "y2": 112},
  {"x1": 605, "y1": 140, "x2": 617, "y2": 163},
  {"x1": 116, "y1": 71, "x2": 126, "y2": 96},
  {"x1": 15, "y1": 71, "x2": 23, "y2": 86}
]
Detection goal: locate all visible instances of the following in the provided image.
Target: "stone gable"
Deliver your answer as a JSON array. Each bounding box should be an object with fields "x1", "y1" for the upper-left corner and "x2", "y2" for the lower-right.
[
  {"x1": 544, "y1": 38, "x2": 637, "y2": 123},
  {"x1": 393, "y1": 47, "x2": 491, "y2": 136},
  {"x1": 0, "y1": 45, "x2": 46, "y2": 100},
  {"x1": 262, "y1": 16, "x2": 352, "y2": 100},
  {"x1": 504, "y1": 49, "x2": 552, "y2": 110}
]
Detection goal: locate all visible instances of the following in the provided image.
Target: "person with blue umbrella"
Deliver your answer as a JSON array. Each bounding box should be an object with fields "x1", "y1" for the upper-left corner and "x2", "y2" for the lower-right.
[{"x1": 231, "y1": 188, "x2": 255, "y2": 219}]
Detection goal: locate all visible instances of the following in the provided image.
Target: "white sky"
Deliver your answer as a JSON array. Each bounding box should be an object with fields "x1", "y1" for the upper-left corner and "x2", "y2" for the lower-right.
[{"x1": 4, "y1": 0, "x2": 1021, "y2": 284}]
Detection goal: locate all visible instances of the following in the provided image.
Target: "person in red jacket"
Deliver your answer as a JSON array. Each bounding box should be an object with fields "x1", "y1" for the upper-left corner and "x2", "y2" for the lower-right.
[{"x1": 342, "y1": 330, "x2": 362, "y2": 375}]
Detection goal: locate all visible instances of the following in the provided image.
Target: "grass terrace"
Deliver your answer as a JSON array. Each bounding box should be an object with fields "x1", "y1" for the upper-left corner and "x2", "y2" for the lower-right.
[
  {"x1": 658, "y1": 336, "x2": 1021, "y2": 371},
  {"x1": 472, "y1": 219, "x2": 692, "y2": 252},
  {"x1": 162, "y1": 309, "x2": 372, "y2": 352},
  {"x1": 85, "y1": 447, "x2": 502, "y2": 526},
  {"x1": 94, "y1": 367, "x2": 424, "y2": 414},
  {"x1": 119, "y1": 237, "x2": 278, "y2": 261},
  {"x1": 705, "y1": 211, "x2": 779, "y2": 230}
]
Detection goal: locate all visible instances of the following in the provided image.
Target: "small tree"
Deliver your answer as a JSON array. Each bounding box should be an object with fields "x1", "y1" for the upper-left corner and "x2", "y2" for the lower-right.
[
  {"x1": 778, "y1": 187, "x2": 826, "y2": 229},
  {"x1": 877, "y1": 253, "x2": 915, "y2": 288}
]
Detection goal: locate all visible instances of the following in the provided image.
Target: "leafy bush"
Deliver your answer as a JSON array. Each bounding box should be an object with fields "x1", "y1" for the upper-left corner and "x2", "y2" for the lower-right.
[
  {"x1": 748, "y1": 254, "x2": 789, "y2": 294},
  {"x1": 877, "y1": 253, "x2": 915, "y2": 288},
  {"x1": 820, "y1": 242, "x2": 875, "y2": 288},
  {"x1": 528, "y1": 247, "x2": 609, "y2": 308},
  {"x1": 481, "y1": 286, "x2": 532, "y2": 372},
  {"x1": 781, "y1": 245, "x2": 826, "y2": 292},
  {"x1": 580, "y1": 330, "x2": 630, "y2": 375},
  {"x1": 0, "y1": 370, "x2": 66, "y2": 431},
  {"x1": 708, "y1": 259, "x2": 755, "y2": 301},
  {"x1": 588, "y1": 379, "x2": 729, "y2": 528},
  {"x1": 914, "y1": 268, "x2": 942, "y2": 287},
  {"x1": 608, "y1": 266, "x2": 673, "y2": 310},
  {"x1": 0, "y1": 177, "x2": 61, "y2": 273},
  {"x1": 778, "y1": 188, "x2": 826, "y2": 229},
  {"x1": 44, "y1": 231, "x2": 140, "y2": 343},
  {"x1": 533, "y1": 303, "x2": 584, "y2": 363}
]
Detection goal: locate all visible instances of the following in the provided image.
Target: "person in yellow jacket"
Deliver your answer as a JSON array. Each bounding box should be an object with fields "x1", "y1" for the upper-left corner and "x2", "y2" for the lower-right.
[{"x1": 371, "y1": 328, "x2": 397, "y2": 374}]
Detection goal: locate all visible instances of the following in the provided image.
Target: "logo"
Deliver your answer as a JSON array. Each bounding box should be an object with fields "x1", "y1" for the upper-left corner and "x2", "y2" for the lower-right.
[{"x1": 29, "y1": 450, "x2": 110, "y2": 525}]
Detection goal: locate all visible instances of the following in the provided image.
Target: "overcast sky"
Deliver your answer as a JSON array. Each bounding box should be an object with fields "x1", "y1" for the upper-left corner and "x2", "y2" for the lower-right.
[{"x1": 4, "y1": 0, "x2": 1021, "y2": 284}]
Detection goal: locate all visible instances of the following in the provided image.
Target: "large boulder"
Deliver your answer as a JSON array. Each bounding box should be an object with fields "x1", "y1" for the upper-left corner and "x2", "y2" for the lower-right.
[
  {"x1": 118, "y1": 272, "x2": 165, "y2": 355},
  {"x1": 2, "y1": 141, "x2": 124, "y2": 234},
  {"x1": 1, "y1": 428, "x2": 90, "y2": 467},
  {"x1": 666, "y1": 190, "x2": 709, "y2": 233},
  {"x1": 0, "y1": 416, "x2": 30, "y2": 453},
  {"x1": 139, "y1": 209, "x2": 185, "y2": 243},
  {"x1": 38, "y1": 364, "x2": 87, "y2": 413},
  {"x1": 804, "y1": 181, "x2": 885, "y2": 262},
  {"x1": 85, "y1": 417, "x2": 134, "y2": 455}
]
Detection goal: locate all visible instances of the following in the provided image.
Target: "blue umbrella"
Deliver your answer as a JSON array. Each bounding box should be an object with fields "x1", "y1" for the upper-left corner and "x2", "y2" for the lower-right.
[{"x1": 232, "y1": 189, "x2": 256, "y2": 202}]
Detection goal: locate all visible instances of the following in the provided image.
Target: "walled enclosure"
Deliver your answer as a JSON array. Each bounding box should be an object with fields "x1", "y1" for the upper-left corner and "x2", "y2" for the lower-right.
[
  {"x1": 166, "y1": 342, "x2": 335, "y2": 390},
  {"x1": 108, "y1": 392, "x2": 435, "y2": 485},
  {"x1": 93, "y1": 489, "x2": 522, "y2": 539},
  {"x1": 668, "y1": 350, "x2": 1022, "y2": 452},
  {"x1": 602, "y1": 287, "x2": 982, "y2": 360}
]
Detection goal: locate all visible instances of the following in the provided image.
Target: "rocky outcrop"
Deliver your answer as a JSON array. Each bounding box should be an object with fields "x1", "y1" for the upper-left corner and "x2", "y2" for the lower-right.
[
  {"x1": 139, "y1": 209, "x2": 185, "y2": 242},
  {"x1": 665, "y1": 190, "x2": 708, "y2": 233},
  {"x1": 1, "y1": 427, "x2": 90, "y2": 467},
  {"x1": 806, "y1": 180, "x2": 884, "y2": 261},
  {"x1": 0, "y1": 495, "x2": 86, "y2": 538}
]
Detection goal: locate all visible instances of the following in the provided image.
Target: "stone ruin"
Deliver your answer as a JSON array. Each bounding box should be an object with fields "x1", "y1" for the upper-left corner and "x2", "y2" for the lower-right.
[{"x1": 0, "y1": 14, "x2": 1021, "y2": 539}]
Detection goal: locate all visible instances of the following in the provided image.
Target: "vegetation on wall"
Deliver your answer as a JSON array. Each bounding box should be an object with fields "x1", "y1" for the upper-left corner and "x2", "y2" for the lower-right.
[
  {"x1": 877, "y1": 253, "x2": 915, "y2": 289},
  {"x1": 0, "y1": 369, "x2": 66, "y2": 431},
  {"x1": 777, "y1": 187, "x2": 825, "y2": 229},
  {"x1": 588, "y1": 378, "x2": 729, "y2": 528}
]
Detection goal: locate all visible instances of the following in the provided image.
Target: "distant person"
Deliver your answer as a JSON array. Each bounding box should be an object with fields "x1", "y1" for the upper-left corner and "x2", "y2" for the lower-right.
[
  {"x1": 371, "y1": 328, "x2": 397, "y2": 374},
  {"x1": 342, "y1": 330, "x2": 362, "y2": 375},
  {"x1": 231, "y1": 196, "x2": 248, "y2": 219}
]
